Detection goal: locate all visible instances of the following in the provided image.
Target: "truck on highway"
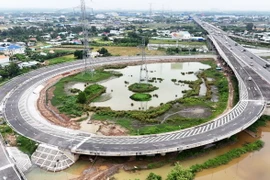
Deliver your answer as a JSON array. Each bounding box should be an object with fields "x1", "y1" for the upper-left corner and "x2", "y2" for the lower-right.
[{"x1": 264, "y1": 63, "x2": 270, "y2": 68}]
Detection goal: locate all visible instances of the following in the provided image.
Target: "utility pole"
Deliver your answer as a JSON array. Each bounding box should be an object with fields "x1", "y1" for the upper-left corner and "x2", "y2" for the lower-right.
[
  {"x1": 81, "y1": 0, "x2": 92, "y2": 75},
  {"x1": 139, "y1": 37, "x2": 149, "y2": 83}
]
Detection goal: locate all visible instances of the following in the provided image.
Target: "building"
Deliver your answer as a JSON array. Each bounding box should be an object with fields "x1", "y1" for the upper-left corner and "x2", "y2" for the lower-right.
[
  {"x1": 157, "y1": 30, "x2": 171, "y2": 37},
  {"x1": 0, "y1": 55, "x2": 9, "y2": 65},
  {"x1": 0, "y1": 43, "x2": 25, "y2": 55},
  {"x1": 171, "y1": 31, "x2": 191, "y2": 40},
  {"x1": 18, "y1": 61, "x2": 39, "y2": 69}
]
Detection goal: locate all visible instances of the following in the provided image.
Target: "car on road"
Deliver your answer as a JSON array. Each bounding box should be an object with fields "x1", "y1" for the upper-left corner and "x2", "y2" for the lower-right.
[{"x1": 248, "y1": 77, "x2": 252, "y2": 81}]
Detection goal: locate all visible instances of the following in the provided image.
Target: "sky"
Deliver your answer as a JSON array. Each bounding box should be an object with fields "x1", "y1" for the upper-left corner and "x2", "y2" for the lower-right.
[{"x1": 1, "y1": 0, "x2": 270, "y2": 11}]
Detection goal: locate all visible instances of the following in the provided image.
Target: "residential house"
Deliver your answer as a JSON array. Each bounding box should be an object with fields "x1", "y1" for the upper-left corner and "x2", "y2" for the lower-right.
[{"x1": 0, "y1": 55, "x2": 9, "y2": 65}]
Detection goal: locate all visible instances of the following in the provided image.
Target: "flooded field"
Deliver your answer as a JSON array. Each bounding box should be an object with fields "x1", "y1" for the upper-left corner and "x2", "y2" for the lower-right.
[
  {"x1": 26, "y1": 159, "x2": 91, "y2": 180},
  {"x1": 113, "y1": 121, "x2": 270, "y2": 180},
  {"x1": 87, "y1": 62, "x2": 211, "y2": 110}
]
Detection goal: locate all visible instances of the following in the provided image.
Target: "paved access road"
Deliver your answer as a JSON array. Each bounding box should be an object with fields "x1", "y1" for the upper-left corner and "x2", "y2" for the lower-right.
[{"x1": 0, "y1": 136, "x2": 24, "y2": 180}]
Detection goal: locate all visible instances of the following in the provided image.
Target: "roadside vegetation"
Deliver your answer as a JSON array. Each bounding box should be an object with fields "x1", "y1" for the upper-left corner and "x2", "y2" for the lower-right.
[
  {"x1": 149, "y1": 39, "x2": 206, "y2": 46},
  {"x1": 231, "y1": 37, "x2": 270, "y2": 48},
  {"x1": 0, "y1": 62, "x2": 40, "y2": 85},
  {"x1": 46, "y1": 54, "x2": 75, "y2": 65},
  {"x1": 247, "y1": 115, "x2": 270, "y2": 132},
  {"x1": 0, "y1": 122, "x2": 38, "y2": 155},
  {"x1": 58, "y1": 46, "x2": 167, "y2": 56}
]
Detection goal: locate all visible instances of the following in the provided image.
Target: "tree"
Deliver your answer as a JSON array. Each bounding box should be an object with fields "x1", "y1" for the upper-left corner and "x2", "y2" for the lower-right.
[
  {"x1": 13, "y1": 54, "x2": 28, "y2": 61},
  {"x1": 166, "y1": 163, "x2": 194, "y2": 180},
  {"x1": 77, "y1": 92, "x2": 86, "y2": 104},
  {"x1": 98, "y1": 47, "x2": 111, "y2": 57},
  {"x1": 6, "y1": 62, "x2": 20, "y2": 78},
  {"x1": 74, "y1": 50, "x2": 83, "y2": 59},
  {"x1": 101, "y1": 36, "x2": 109, "y2": 41},
  {"x1": 146, "y1": 172, "x2": 162, "y2": 180},
  {"x1": 246, "y1": 23, "x2": 254, "y2": 31},
  {"x1": 0, "y1": 68, "x2": 9, "y2": 79}
]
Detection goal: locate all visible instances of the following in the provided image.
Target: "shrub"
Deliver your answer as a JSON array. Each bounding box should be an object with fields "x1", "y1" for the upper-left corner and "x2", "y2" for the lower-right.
[
  {"x1": 130, "y1": 93, "x2": 152, "y2": 101},
  {"x1": 146, "y1": 172, "x2": 162, "y2": 180},
  {"x1": 128, "y1": 83, "x2": 158, "y2": 93},
  {"x1": 77, "y1": 92, "x2": 87, "y2": 104}
]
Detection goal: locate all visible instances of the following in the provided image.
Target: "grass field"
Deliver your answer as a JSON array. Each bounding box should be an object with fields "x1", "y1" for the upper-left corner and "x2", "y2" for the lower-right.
[
  {"x1": 149, "y1": 39, "x2": 206, "y2": 46},
  {"x1": 46, "y1": 54, "x2": 76, "y2": 65},
  {"x1": 92, "y1": 46, "x2": 166, "y2": 56}
]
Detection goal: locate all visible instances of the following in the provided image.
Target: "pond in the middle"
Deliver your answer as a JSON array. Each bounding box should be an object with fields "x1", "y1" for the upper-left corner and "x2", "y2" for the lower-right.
[{"x1": 89, "y1": 62, "x2": 210, "y2": 110}]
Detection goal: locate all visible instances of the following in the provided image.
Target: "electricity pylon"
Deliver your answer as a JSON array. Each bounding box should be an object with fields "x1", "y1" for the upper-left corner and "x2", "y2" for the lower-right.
[
  {"x1": 81, "y1": 0, "x2": 93, "y2": 75},
  {"x1": 139, "y1": 37, "x2": 149, "y2": 83}
]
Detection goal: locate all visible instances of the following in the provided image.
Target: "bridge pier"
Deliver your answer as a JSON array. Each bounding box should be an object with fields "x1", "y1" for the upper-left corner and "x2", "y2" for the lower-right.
[{"x1": 263, "y1": 105, "x2": 270, "y2": 115}]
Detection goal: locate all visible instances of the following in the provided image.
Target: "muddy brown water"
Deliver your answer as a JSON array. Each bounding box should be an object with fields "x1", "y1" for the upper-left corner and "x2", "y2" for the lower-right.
[
  {"x1": 25, "y1": 122, "x2": 270, "y2": 180},
  {"x1": 113, "y1": 123, "x2": 270, "y2": 180}
]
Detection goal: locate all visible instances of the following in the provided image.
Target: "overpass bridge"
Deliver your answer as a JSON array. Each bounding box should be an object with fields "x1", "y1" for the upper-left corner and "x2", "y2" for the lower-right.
[{"x1": 1, "y1": 18, "x2": 270, "y2": 177}]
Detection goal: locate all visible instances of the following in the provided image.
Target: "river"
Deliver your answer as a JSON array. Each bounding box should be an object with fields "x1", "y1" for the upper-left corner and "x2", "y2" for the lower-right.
[{"x1": 113, "y1": 119, "x2": 270, "y2": 180}]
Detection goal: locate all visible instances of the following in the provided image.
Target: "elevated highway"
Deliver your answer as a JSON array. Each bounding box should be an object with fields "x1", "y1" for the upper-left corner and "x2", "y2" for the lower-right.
[
  {"x1": 0, "y1": 18, "x2": 269, "y2": 177},
  {"x1": 0, "y1": 52, "x2": 266, "y2": 157}
]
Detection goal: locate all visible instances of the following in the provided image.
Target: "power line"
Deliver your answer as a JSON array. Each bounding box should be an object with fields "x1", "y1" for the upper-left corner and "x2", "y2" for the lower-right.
[
  {"x1": 81, "y1": 0, "x2": 93, "y2": 75},
  {"x1": 139, "y1": 37, "x2": 148, "y2": 83}
]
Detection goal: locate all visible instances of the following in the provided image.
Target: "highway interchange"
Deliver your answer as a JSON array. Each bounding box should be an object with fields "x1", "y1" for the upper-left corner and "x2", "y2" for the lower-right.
[{"x1": 1, "y1": 17, "x2": 270, "y2": 179}]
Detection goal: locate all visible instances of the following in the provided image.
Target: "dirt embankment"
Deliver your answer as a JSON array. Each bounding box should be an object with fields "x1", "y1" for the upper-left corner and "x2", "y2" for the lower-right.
[
  {"x1": 71, "y1": 164, "x2": 123, "y2": 180},
  {"x1": 37, "y1": 68, "x2": 82, "y2": 129}
]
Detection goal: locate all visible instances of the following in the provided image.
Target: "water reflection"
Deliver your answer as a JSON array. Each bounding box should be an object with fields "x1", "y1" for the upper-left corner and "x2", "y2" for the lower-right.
[
  {"x1": 26, "y1": 159, "x2": 90, "y2": 180},
  {"x1": 196, "y1": 124, "x2": 270, "y2": 180},
  {"x1": 91, "y1": 62, "x2": 210, "y2": 110},
  {"x1": 113, "y1": 122, "x2": 270, "y2": 180}
]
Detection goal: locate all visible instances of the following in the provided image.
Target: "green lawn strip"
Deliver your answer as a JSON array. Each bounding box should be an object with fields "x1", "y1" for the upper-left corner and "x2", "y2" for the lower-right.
[
  {"x1": 0, "y1": 123, "x2": 14, "y2": 137},
  {"x1": 47, "y1": 55, "x2": 75, "y2": 65},
  {"x1": 231, "y1": 76, "x2": 240, "y2": 106},
  {"x1": 130, "y1": 93, "x2": 152, "y2": 101},
  {"x1": 16, "y1": 135, "x2": 38, "y2": 155},
  {"x1": 0, "y1": 123, "x2": 37, "y2": 155},
  {"x1": 149, "y1": 39, "x2": 206, "y2": 46}
]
